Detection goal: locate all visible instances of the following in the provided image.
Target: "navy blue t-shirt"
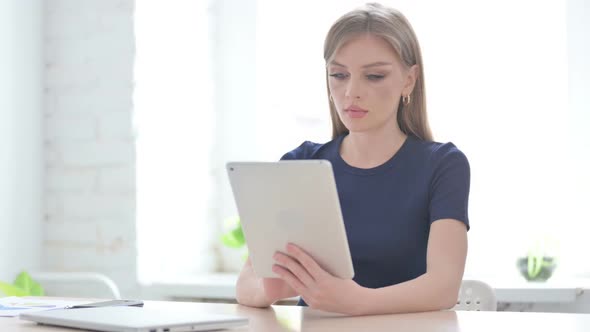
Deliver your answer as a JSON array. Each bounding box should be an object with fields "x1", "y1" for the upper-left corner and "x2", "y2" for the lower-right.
[{"x1": 280, "y1": 134, "x2": 470, "y2": 306}]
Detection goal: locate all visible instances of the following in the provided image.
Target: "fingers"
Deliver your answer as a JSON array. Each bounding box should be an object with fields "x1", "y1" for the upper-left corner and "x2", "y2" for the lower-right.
[
  {"x1": 272, "y1": 243, "x2": 330, "y2": 304},
  {"x1": 272, "y1": 264, "x2": 306, "y2": 293},
  {"x1": 285, "y1": 243, "x2": 327, "y2": 279},
  {"x1": 273, "y1": 251, "x2": 315, "y2": 287}
]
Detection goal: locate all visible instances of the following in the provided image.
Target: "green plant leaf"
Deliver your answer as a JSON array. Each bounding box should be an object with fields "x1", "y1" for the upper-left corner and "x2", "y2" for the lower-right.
[
  {"x1": 221, "y1": 217, "x2": 246, "y2": 248},
  {"x1": 221, "y1": 232, "x2": 244, "y2": 248},
  {"x1": 30, "y1": 281, "x2": 44, "y2": 296},
  {"x1": 230, "y1": 227, "x2": 245, "y2": 245},
  {"x1": 14, "y1": 271, "x2": 33, "y2": 294},
  {"x1": 0, "y1": 281, "x2": 27, "y2": 297},
  {"x1": 527, "y1": 253, "x2": 543, "y2": 278}
]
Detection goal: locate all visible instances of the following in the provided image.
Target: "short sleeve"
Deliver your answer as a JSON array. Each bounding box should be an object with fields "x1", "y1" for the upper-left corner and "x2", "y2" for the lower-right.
[
  {"x1": 428, "y1": 144, "x2": 470, "y2": 230},
  {"x1": 280, "y1": 141, "x2": 323, "y2": 160}
]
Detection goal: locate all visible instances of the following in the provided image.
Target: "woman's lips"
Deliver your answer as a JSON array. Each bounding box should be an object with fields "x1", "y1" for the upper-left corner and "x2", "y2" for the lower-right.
[{"x1": 345, "y1": 105, "x2": 368, "y2": 118}]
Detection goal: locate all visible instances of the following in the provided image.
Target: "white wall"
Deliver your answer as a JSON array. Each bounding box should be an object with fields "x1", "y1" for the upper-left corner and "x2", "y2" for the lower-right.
[
  {"x1": 568, "y1": 0, "x2": 590, "y2": 137},
  {"x1": 567, "y1": 0, "x2": 590, "y2": 202},
  {"x1": 0, "y1": 0, "x2": 43, "y2": 282},
  {"x1": 557, "y1": 0, "x2": 590, "y2": 278},
  {"x1": 43, "y1": 0, "x2": 138, "y2": 297}
]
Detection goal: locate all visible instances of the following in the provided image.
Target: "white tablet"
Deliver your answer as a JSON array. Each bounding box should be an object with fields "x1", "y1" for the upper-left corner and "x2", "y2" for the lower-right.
[{"x1": 226, "y1": 160, "x2": 354, "y2": 279}]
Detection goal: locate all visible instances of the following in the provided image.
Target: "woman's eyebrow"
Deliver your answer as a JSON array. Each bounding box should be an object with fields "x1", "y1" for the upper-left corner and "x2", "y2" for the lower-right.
[
  {"x1": 329, "y1": 60, "x2": 393, "y2": 68},
  {"x1": 362, "y1": 61, "x2": 393, "y2": 68},
  {"x1": 329, "y1": 60, "x2": 347, "y2": 68}
]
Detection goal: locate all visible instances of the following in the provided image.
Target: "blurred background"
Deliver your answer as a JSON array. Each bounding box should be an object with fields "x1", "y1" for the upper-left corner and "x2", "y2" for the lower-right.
[{"x1": 0, "y1": 0, "x2": 588, "y2": 311}]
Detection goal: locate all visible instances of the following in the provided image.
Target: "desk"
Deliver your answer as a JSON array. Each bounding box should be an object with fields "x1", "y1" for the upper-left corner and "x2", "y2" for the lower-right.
[{"x1": 4, "y1": 298, "x2": 590, "y2": 331}]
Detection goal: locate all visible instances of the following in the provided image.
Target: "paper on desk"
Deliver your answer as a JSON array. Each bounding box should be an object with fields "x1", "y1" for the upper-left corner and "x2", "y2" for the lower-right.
[{"x1": 0, "y1": 297, "x2": 88, "y2": 317}]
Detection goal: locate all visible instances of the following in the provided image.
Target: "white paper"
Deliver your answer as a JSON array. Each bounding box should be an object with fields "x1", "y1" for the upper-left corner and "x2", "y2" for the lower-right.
[{"x1": 0, "y1": 297, "x2": 90, "y2": 317}]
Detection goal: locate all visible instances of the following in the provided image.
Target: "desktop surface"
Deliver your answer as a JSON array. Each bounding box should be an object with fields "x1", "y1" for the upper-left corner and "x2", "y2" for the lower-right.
[{"x1": 6, "y1": 297, "x2": 590, "y2": 332}]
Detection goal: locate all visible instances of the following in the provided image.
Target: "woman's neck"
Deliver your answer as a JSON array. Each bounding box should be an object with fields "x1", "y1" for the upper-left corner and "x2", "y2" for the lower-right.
[{"x1": 340, "y1": 127, "x2": 407, "y2": 169}]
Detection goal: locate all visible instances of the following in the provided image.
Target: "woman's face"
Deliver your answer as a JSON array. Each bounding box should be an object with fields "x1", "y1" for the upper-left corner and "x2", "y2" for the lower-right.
[{"x1": 327, "y1": 34, "x2": 417, "y2": 134}]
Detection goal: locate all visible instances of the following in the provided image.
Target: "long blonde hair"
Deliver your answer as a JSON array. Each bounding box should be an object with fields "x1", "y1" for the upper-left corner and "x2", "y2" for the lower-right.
[{"x1": 324, "y1": 3, "x2": 433, "y2": 141}]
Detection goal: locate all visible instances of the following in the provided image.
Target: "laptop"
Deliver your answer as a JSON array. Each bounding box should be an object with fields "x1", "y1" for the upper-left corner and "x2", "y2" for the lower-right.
[{"x1": 20, "y1": 306, "x2": 248, "y2": 332}]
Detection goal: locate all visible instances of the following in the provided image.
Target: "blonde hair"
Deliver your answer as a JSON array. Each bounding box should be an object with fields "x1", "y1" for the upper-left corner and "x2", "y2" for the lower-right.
[{"x1": 324, "y1": 3, "x2": 433, "y2": 141}]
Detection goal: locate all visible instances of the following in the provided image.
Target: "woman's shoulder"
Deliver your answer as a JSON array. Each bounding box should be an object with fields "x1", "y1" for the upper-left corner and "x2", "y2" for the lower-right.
[
  {"x1": 280, "y1": 138, "x2": 338, "y2": 160},
  {"x1": 410, "y1": 137, "x2": 469, "y2": 168}
]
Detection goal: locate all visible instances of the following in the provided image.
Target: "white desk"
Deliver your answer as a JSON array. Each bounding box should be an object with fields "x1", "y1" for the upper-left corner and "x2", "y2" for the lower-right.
[{"x1": 6, "y1": 298, "x2": 590, "y2": 331}]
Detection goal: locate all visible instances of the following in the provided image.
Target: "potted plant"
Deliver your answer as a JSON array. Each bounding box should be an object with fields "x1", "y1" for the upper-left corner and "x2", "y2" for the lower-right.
[
  {"x1": 516, "y1": 240, "x2": 558, "y2": 282},
  {"x1": 220, "y1": 216, "x2": 248, "y2": 263},
  {"x1": 0, "y1": 271, "x2": 44, "y2": 297}
]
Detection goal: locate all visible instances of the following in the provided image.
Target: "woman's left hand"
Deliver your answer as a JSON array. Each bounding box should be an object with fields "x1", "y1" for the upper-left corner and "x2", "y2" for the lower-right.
[{"x1": 272, "y1": 243, "x2": 371, "y2": 315}]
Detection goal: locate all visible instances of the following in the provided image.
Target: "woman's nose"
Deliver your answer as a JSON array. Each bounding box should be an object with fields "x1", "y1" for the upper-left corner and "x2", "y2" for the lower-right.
[{"x1": 345, "y1": 77, "x2": 363, "y2": 100}]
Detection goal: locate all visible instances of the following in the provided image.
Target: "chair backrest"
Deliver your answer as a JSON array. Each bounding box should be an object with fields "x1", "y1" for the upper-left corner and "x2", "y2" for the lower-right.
[
  {"x1": 453, "y1": 279, "x2": 497, "y2": 311},
  {"x1": 30, "y1": 272, "x2": 121, "y2": 299}
]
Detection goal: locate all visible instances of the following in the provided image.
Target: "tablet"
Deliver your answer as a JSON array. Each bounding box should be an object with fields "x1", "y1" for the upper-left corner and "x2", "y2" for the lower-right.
[{"x1": 226, "y1": 160, "x2": 354, "y2": 279}]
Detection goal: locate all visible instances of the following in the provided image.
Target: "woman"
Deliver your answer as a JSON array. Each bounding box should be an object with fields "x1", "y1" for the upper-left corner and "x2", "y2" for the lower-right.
[{"x1": 236, "y1": 3, "x2": 470, "y2": 315}]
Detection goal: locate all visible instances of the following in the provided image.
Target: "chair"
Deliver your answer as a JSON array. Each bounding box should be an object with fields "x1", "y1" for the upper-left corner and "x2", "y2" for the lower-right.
[
  {"x1": 30, "y1": 272, "x2": 121, "y2": 299},
  {"x1": 453, "y1": 279, "x2": 497, "y2": 311}
]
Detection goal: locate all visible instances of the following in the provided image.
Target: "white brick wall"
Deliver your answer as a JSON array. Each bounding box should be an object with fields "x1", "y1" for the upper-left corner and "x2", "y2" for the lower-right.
[{"x1": 44, "y1": 0, "x2": 138, "y2": 297}]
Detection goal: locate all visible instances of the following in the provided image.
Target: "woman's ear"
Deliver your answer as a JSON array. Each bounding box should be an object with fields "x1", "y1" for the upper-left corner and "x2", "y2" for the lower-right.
[{"x1": 402, "y1": 65, "x2": 419, "y2": 96}]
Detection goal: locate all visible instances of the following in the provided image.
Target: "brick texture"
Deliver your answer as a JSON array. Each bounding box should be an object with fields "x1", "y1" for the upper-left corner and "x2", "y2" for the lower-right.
[{"x1": 43, "y1": 0, "x2": 138, "y2": 298}]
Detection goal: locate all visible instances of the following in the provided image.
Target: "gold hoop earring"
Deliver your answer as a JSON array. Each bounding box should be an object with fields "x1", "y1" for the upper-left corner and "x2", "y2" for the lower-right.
[{"x1": 402, "y1": 94, "x2": 411, "y2": 106}]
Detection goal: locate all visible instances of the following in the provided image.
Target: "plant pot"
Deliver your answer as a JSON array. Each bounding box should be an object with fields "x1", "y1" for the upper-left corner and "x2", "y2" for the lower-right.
[{"x1": 516, "y1": 256, "x2": 557, "y2": 282}]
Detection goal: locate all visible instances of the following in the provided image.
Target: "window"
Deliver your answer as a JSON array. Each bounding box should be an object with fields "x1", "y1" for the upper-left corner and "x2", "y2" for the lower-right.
[{"x1": 135, "y1": 1, "x2": 217, "y2": 284}]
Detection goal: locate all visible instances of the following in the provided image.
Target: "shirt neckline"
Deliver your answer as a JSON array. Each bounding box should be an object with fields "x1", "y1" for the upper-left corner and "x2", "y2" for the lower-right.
[{"x1": 331, "y1": 134, "x2": 414, "y2": 176}]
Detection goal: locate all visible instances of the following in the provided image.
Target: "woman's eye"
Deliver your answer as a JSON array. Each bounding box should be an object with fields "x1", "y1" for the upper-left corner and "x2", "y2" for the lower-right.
[
  {"x1": 329, "y1": 73, "x2": 348, "y2": 80},
  {"x1": 367, "y1": 74, "x2": 385, "y2": 81}
]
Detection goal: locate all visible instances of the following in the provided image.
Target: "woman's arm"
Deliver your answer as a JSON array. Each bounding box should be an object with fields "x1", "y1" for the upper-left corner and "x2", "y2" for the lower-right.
[
  {"x1": 270, "y1": 219, "x2": 466, "y2": 315},
  {"x1": 361, "y1": 219, "x2": 468, "y2": 314},
  {"x1": 236, "y1": 257, "x2": 298, "y2": 307}
]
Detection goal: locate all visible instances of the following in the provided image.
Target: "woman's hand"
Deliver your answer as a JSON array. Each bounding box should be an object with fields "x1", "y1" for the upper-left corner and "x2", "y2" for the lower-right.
[
  {"x1": 261, "y1": 277, "x2": 298, "y2": 303},
  {"x1": 236, "y1": 257, "x2": 297, "y2": 307},
  {"x1": 272, "y1": 243, "x2": 371, "y2": 315}
]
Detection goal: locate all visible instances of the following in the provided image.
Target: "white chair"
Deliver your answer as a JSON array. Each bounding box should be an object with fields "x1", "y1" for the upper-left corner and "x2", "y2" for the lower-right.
[
  {"x1": 30, "y1": 272, "x2": 121, "y2": 299},
  {"x1": 453, "y1": 279, "x2": 497, "y2": 311}
]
